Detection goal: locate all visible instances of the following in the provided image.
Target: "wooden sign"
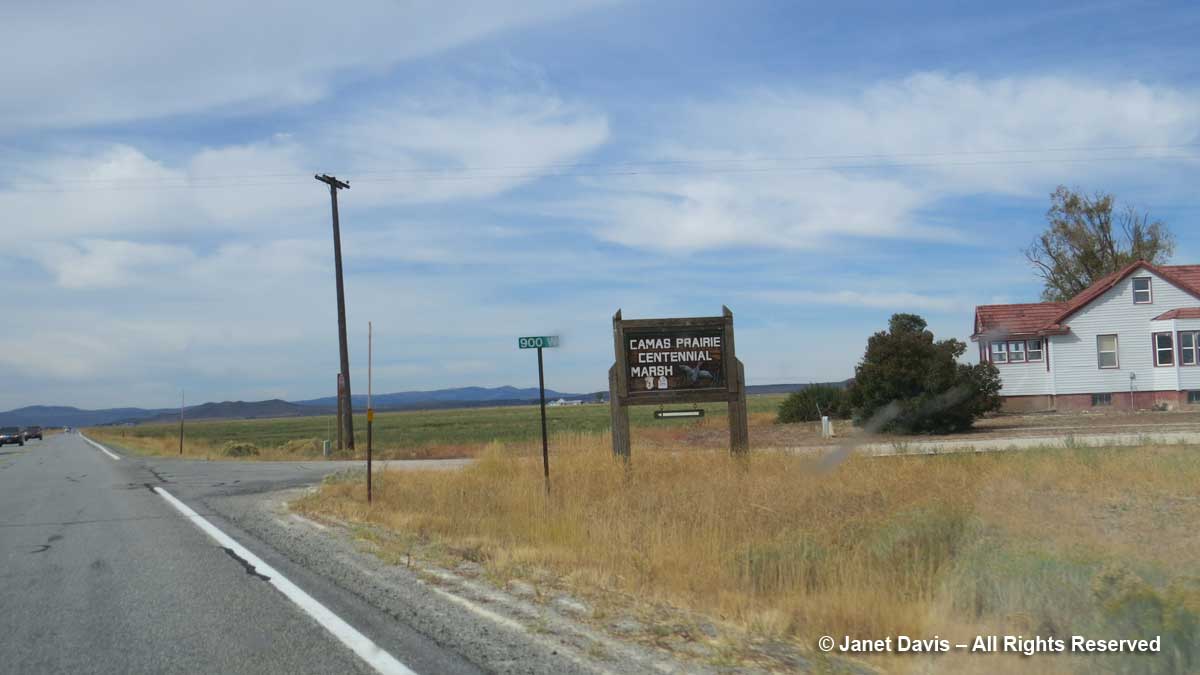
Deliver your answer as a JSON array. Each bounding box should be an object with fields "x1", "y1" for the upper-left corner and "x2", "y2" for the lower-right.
[
  {"x1": 624, "y1": 328, "x2": 725, "y2": 395},
  {"x1": 608, "y1": 306, "x2": 748, "y2": 459}
]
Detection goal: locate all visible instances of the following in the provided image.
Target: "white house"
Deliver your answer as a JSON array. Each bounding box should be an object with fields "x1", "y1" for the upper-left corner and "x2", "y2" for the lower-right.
[
  {"x1": 972, "y1": 260, "x2": 1200, "y2": 412},
  {"x1": 547, "y1": 398, "x2": 583, "y2": 407}
]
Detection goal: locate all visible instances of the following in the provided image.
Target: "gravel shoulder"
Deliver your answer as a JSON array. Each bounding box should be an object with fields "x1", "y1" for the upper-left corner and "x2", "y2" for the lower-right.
[
  {"x1": 208, "y1": 487, "x2": 873, "y2": 675},
  {"x1": 210, "y1": 487, "x2": 688, "y2": 674}
]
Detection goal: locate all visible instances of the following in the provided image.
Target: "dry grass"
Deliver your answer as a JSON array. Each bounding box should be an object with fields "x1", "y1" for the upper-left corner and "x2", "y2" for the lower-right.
[
  {"x1": 85, "y1": 428, "x2": 335, "y2": 460},
  {"x1": 296, "y1": 438, "x2": 1200, "y2": 672}
]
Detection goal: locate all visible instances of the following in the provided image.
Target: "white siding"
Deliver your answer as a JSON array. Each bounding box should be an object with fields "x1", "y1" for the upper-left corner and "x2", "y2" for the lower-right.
[
  {"x1": 1175, "y1": 318, "x2": 1200, "y2": 391},
  {"x1": 1051, "y1": 270, "x2": 1197, "y2": 395},
  {"x1": 992, "y1": 342, "x2": 1053, "y2": 396}
]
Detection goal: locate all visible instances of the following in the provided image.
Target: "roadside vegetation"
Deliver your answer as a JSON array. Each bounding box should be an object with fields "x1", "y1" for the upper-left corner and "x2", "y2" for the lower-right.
[
  {"x1": 296, "y1": 439, "x2": 1200, "y2": 672},
  {"x1": 85, "y1": 395, "x2": 785, "y2": 460},
  {"x1": 775, "y1": 383, "x2": 850, "y2": 423},
  {"x1": 777, "y1": 313, "x2": 1001, "y2": 435}
]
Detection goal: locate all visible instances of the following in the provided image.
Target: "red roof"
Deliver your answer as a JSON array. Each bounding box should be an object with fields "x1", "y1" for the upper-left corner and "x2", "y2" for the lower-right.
[
  {"x1": 1153, "y1": 308, "x2": 1200, "y2": 320},
  {"x1": 974, "y1": 302, "x2": 1066, "y2": 338},
  {"x1": 973, "y1": 260, "x2": 1200, "y2": 339}
]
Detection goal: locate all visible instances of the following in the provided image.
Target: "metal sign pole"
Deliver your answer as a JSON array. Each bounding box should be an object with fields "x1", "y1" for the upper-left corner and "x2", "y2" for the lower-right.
[
  {"x1": 518, "y1": 336, "x2": 558, "y2": 490},
  {"x1": 537, "y1": 345, "x2": 549, "y2": 492}
]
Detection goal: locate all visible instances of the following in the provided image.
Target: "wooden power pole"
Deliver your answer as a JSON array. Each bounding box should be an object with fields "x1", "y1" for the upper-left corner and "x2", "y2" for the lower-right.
[{"x1": 316, "y1": 173, "x2": 355, "y2": 450}]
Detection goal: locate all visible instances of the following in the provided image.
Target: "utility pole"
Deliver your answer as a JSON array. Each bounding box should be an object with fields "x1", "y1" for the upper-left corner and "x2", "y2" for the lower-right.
[
  {"x1": 315, "y1": 173, "x2": 355, "y2": 449},
  {"x1": 179, "y1": 389, "x2": 184, "y2": 455}
]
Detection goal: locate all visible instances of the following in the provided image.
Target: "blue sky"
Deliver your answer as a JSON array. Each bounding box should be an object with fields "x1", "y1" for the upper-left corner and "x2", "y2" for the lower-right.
[{"x1": 2, "y1": 1, "x2": 1199, "y2": 409}]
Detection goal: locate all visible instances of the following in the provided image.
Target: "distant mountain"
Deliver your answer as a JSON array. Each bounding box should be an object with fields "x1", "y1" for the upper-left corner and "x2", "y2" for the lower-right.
[
  {"x1": 136, "y1": 399, "x2": 313, "y2": 424},
  {"x1": 0, "y1": 383, "x2": 830, "y2": 427},
  {"x1": 0, "y1": 405, "x2": 166, "y2": 428}
]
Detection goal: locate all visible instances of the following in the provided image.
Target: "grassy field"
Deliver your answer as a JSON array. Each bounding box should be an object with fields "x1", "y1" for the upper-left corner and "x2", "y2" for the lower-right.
[
  {"x1": 296, "y1": 439, "x2": 1200, "y2": 673},
  {"x1": 87, "y1": 395, "x2": 786, "y2": 459}
]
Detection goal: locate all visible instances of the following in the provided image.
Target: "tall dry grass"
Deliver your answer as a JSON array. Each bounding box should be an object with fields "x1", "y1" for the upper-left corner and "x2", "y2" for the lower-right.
[
  {"x1": 85, "y1": 428, "x2": 329, "y2": 460},
  {"x1": 302, "y1": 435, "x2": 976, "y2": 638},
  {"x1": 297, "y1": 437, "x2": 1200, "y2": 670}
]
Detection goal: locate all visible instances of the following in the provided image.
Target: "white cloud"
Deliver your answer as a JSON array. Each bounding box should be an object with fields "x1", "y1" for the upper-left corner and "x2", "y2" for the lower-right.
[
  {"x1": 591, "y1": 171, "x2": 933, "y2": 252},
  {"x1": 0, "y1": 146, "x2": 204, "y2": 245},
  {"x1": 34, "y1": 239, "x2": 196, "y2": 289},
  {"x1": 750, "y1": 289, "x2": 965, "y2": 313},
  {"x1": 333, "y1": 90, "x2": 611, "y2": 204},
  {"x1": 0, "y1": 88, "x2": 609, "y2": 252},
  {"x1": 0, "y1": 1, "x2": 610, "y2": 130},
  {"x1": 581, "y1": 73, "x2": 1200, "y2": 252}
]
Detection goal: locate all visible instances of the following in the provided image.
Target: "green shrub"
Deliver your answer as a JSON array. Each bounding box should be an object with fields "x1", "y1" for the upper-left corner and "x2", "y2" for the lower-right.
[
  {"x1": 1092, "y1": 566, "x2": 1200, "y2": 673},
  {"x1": 221, "y1": 441, "x2": 260, "y2": 457},
  {"x1": 848, "y1": 313, "x2": 1001, "y2": 434},
  {"x1": 777, "y1": 384, "x2": 850, "y2": 423}
]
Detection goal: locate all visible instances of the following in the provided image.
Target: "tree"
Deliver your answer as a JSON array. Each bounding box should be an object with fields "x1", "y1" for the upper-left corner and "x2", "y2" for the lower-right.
[
  {"x1": 1025, "y1": 186, "x2": 1174, "y2": 302},
  {"x1": 848, "y1": 313, "x2": 1001, "y2": 434},
  {"x1": 777, "y1": 384, "x2": 850, "y2": 424}
]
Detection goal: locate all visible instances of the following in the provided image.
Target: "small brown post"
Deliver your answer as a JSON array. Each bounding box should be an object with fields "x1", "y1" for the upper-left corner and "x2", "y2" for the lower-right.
[
  {"x1": 722, "y1": 306, "x2": 749, "y2": 454},
  {"x1": 178, "y1": 390, "x2": 184, "y2": 456},
  {"x1": 608, "y1": 365, "x2": 630, "y2": 460},
  {"x1": 336, "y1": 372, "x2": 345, "y2": 451},
  {"x1": 728, "y1": 360, "x2": 749, "y2": 453}
]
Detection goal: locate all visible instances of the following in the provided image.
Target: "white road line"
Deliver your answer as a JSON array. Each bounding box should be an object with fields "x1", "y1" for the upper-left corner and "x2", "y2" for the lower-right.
[
  {"x1": 152, "y1": 487, "x2": 416, "y2": 675},
  {"x1": 81, "y1": 435, "x2": 121, "y2": 461}
]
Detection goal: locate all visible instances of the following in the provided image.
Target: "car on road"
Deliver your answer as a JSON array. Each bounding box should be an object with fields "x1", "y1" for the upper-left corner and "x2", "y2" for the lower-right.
[
  {"x1": 24, "y1": 426, "x2": 43, "y2": 441},
  {"x1": 0, "y1": 426, "x2": 24, "y2": 447}
]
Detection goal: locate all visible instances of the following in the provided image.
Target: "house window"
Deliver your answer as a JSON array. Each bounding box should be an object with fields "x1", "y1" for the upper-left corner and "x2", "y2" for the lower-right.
[
  {"x1": 1180, "y1": 332, "x2": 1198, "y2": 366},
  {"x1": 1097, "y1": 334, "x2": 1119, "y2": 369},
  {"x1": 1092, "y1": 393, "x2": 1113, "y2": 406},
  {"x1": 1189, "y1": 391, "x2": 1200, "y2": 404},
  {"x1": 1026, "y1": 339, "x2": 1043, "y2": 362},
  {"x1": 1007, "y1": 341, "x2": 1026, "y2": 363},
  {"x1": 1132, "y1": 277, "x2": 1152, "y2": 304},
  {"x1": 1154, "y1": 332, "x2": 1175, "y2": 367},
  {"x1": 990, "y1": 342, "x2": 1007, "y2": 363}
]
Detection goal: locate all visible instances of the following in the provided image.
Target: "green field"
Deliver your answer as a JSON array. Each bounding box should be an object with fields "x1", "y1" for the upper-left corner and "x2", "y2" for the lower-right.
[{"x1": 95, "y1": 395, "x2": 786, "y2": 455}]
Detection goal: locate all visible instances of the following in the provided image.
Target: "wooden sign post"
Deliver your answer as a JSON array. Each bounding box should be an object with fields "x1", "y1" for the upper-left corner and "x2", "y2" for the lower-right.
[{"x1": 609, "y1": 306, "x2": 748, "y2": 460}]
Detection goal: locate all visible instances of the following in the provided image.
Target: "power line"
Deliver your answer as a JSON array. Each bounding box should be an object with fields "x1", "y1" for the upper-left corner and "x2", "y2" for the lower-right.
[
  {"x1": 2, "y1": 146, "x2": 1198, "y2": 193},
  {"x1": 20, "y1": 141, "x2": 1200, "y2": 185}
]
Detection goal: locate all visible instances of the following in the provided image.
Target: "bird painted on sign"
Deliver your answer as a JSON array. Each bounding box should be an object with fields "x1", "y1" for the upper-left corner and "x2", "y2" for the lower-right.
[{"x1": 679, "y1": 363, "x2": 717, "y2": 387}]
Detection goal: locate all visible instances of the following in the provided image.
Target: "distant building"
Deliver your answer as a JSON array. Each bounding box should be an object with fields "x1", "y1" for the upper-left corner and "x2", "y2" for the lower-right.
[
  {"x1": 973, "y1": 260, "x2": 1200, "y2": 412},
  {"x1": 547, "y1": 398, "x2": 583, "y2": 406}
]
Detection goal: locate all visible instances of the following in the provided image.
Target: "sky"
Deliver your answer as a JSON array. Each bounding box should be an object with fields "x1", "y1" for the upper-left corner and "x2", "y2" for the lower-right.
[{"x1": 2, "y1": 1, "x2": 1199, "y2": 410}]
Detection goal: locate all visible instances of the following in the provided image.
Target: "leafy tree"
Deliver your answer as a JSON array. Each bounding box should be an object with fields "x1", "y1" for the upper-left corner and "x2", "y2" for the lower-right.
[
  {"x1": 848, "y1": 313, "x2": 1001, "y2": 434},
  {"x1": 777, "y1": 384, "x2": 850, "y2": 423},
  {"x1": 1025, "y1": 186, "x2": 1174, "y2": 302}
]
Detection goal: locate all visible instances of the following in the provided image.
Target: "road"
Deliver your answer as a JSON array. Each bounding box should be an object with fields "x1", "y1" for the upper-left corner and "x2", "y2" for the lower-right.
[
  {"x1": 784, "y1": 427, "x2": 1200, "y2": 457},
  {"x1": 0, "y1": 432, "x2": 478, "y2": 675}
]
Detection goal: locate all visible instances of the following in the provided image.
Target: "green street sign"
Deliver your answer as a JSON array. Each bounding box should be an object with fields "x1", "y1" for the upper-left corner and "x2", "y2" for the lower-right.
[{"x1": 518, "y1": 335, "x2": 560, "y2": 349}]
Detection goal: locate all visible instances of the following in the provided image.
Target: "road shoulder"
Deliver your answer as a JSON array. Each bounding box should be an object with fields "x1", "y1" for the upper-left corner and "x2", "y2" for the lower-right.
[{"x1": 206, "y1": 487, "x2": 695, "y2": 675}]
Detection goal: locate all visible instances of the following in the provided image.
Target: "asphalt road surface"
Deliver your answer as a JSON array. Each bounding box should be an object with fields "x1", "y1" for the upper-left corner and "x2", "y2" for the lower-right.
[{"x1": 0, "y1": 432, "x2": 479, "y2": 675}]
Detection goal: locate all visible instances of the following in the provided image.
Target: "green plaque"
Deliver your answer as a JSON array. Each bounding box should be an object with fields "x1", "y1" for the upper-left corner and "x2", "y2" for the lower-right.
[{"x1": 518, "y1": 335, "x2": 560, "y2": 349}]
